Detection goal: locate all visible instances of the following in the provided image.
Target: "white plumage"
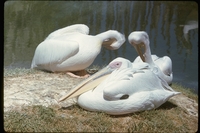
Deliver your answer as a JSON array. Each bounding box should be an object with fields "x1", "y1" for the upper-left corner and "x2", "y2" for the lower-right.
[
  {"x1": 31, "y1": 24, "x2": 125, "y2": 77},
  {"x1": 58, "y1": 31, "x2": 179, "y2": 115},
  {"x1": 129, "y1": 31, "x2": 173, "y2": 85},
  {"x1": 59, "y1": 57, "x2": 179, "y2": 115},
  {"x1": 77, "y1": 59, "x2": 179, "y2": 115}
]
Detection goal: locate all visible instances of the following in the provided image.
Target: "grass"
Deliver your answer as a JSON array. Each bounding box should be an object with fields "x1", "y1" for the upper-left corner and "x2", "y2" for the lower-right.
[
  {"x1": 4, "y1": 103, "x2": 196, "y2": 132},
  {"x1": 3, "y1": 67, "x2": 198, "y2": 132},
  {"x1": 171, "y1": 83, "x2": 198, "y2": 102}
]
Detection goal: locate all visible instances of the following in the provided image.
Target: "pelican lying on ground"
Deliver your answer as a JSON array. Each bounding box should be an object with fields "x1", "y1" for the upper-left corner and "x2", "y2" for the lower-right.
[
  {"x1": 31, "y1": 24, "x2": 125, "y2": 78},
  {"x1": 59, "y1": 58, "x2": 180, "y2": 115},
  {"x1": 128, "y1": 31, "x2": 173, "y2": 85}
]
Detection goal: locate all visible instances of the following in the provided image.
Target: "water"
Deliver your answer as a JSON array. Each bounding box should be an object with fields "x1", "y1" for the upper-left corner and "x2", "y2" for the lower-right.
[{"x1": 4, "y1": 1, "x2": 198, "y2": 93}]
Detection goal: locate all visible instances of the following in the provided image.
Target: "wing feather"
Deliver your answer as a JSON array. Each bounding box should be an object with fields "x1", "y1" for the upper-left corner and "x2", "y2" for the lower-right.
[
  {"x1": 31, "y1": 39, "x2": 79, "y2": 68},
  {"x1": 46, "y1": 24, "x2": 89, "y2": 40}
]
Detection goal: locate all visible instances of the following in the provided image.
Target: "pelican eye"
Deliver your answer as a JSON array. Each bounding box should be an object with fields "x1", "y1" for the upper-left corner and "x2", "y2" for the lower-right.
[{"x1": 120, "y1": 94, "x2": 129, "y2": 100}]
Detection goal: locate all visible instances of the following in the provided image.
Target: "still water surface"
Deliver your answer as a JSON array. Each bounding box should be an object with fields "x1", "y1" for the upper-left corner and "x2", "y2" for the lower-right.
[{"x1": 4, "y1": 1, "x2": 198, "y2": 93}]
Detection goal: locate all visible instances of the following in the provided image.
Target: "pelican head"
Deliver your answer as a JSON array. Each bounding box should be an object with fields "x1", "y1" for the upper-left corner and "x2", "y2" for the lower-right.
[
  {"x1": 59, "y1": 57, "x2": 132, "y2": 102},
  {"x1": 97, "y1": 30, "x2": 126, "y2": 50},
  {"x1": 109, "y1": 57, "x2": 132, "y2": 69},
  {"x1": 128, "y1": 31, "x2": 150, "y2": 62}
]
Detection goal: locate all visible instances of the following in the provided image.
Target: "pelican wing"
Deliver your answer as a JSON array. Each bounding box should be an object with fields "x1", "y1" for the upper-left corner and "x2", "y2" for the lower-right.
[
  {"x1": 98, "y1": 67, "x2": 174, "y2": 101},
  {"x1": 100, "y1": 68, "x2": 146, "y2": 96},
  {"x1": 154, "y1": 56, "x2": 172, "y2": 76},
  {"x1": 46, "y1": 24, "x2": 89, "y2": 40},
  {"x1": 31, "y1": 39, "x2": 79, "y2": 69}
]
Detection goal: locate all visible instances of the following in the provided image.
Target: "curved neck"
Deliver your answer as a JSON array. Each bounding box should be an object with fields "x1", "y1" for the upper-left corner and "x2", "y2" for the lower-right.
[
  {"x1": 142, "y1": 35, "x2": 173, "y2": 85},
  {"x1": 144, "y1": 40, "x2": 154, "y2": 66},
  {"x1": 96, "y1": 30, "x2": 118, "y2": 41},
  {"x1": 95, "y1": 30, "x2": 125, "y2": 50}
]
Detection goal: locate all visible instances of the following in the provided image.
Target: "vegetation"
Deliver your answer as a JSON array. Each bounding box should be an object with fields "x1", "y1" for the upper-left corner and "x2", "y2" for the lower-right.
[
  {"x1": 172, "y1": 83, "x2": 198, "y2": 102},
  {"x1": 4, "y1": 101, "x2": 197, "y2": 132}
]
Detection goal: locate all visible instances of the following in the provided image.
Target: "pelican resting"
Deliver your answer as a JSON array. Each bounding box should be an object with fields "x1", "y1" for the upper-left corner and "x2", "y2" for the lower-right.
[
  {"x1": 128, "y1": 31, "x2": 173, "y2": 85},
  {"x1": 59, "y1": 57, "x2": 180, "y2": 115},
  {"x1": 31, "y1": 24, "x2": 125, "y2": 78}
]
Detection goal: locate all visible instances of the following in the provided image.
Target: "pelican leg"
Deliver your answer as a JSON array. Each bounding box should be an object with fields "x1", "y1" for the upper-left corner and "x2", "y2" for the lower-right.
[{"x1": 66, "y1": 70, "x2": 90, "y2": 78}]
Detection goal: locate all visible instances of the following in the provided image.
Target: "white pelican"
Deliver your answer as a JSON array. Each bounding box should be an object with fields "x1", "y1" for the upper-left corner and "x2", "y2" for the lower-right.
[
  {"x1": 59, "y1": 57, "x2": 180, "y2": 115},
  {"x1": 128, "y1": 31, "x2": 173, "y2": 85},
  {"x1": 31, "y1": 24, "x2": 125, "y2": 78},
  {"x1": 78, "y1": 67, "x2": 180, "y2": 115},
  {"x1": 58, "y1": 57, "x2": 148, "y2": 101}
]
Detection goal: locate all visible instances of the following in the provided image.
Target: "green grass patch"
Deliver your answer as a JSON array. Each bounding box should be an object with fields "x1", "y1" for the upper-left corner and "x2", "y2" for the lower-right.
[{"x1": 4, "y1": 103, "x2": 197, "y2": 132}]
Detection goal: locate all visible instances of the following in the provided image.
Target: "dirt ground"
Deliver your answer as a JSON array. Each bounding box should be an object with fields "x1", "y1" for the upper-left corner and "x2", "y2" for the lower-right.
[
  {"x1": 4, "y1": 70, "x2": 82, "y2": 112},
  {"x1": 4, "y1": 69, "x2": 198, "y2": 117}
]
